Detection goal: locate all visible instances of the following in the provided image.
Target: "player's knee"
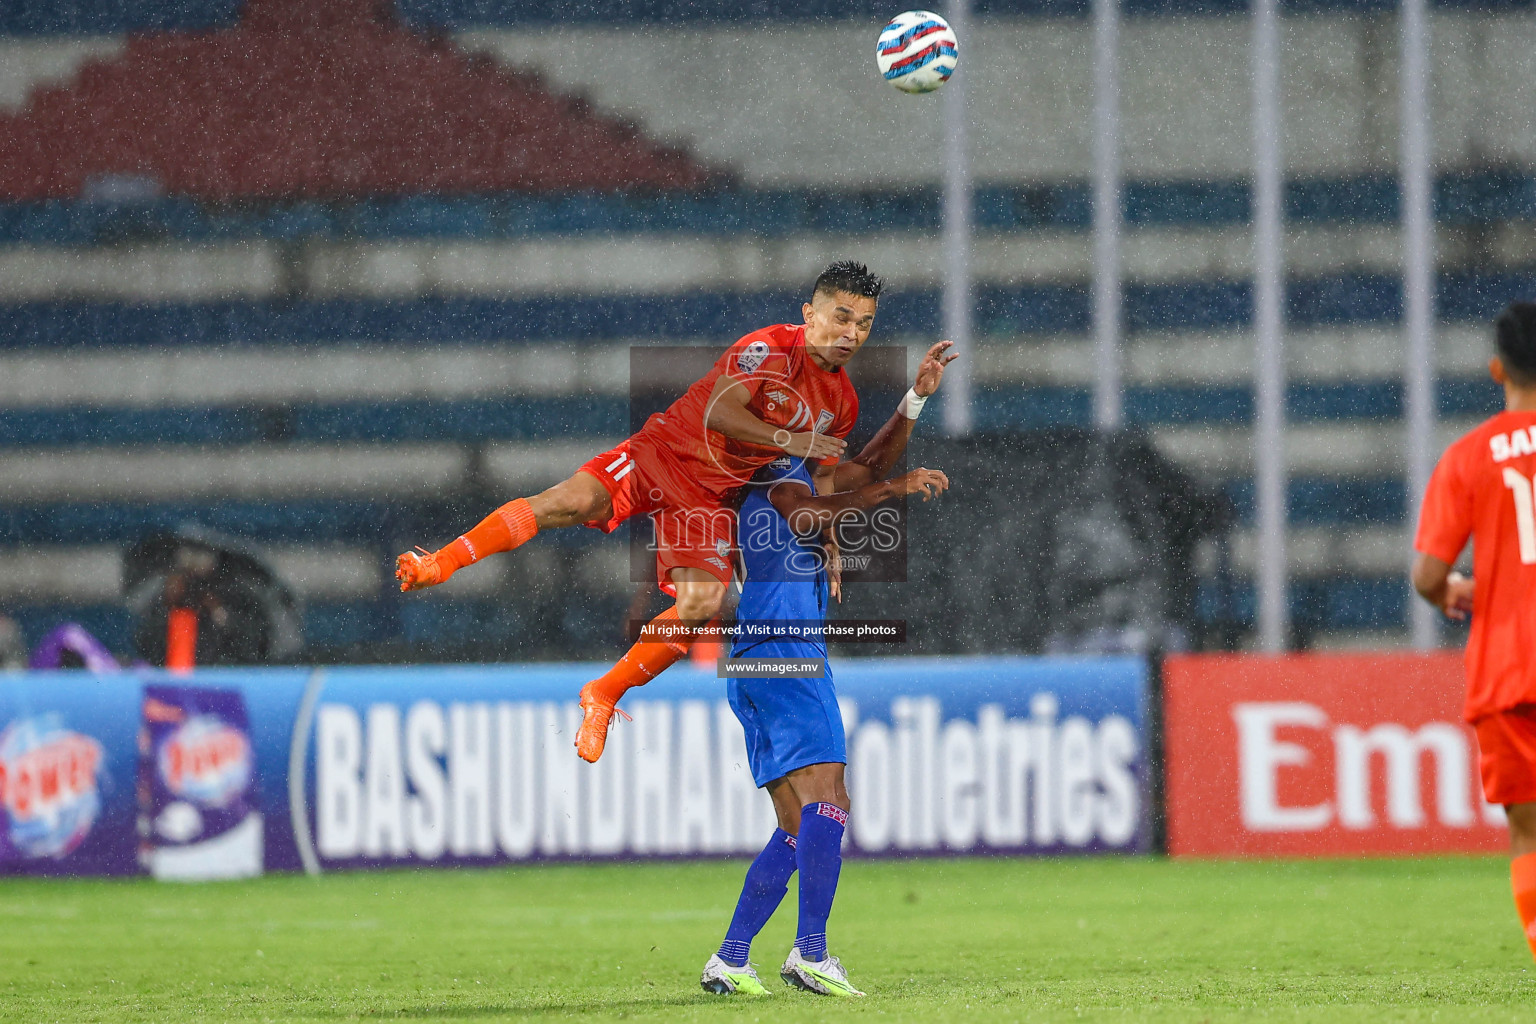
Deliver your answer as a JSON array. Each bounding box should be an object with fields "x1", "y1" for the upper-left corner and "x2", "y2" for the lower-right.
[
  {"x1": 675, "y1": 586, "x2": 724, "y2": 627},
  {"x1": 1508, "y1": 803, "x2": 1536, "y2": 849}
]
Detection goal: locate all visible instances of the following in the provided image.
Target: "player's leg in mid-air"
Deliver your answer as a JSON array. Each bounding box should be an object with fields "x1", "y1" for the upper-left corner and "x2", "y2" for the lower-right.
[
  {"x1": 394, "y1": 470, "x2": 612, "y2": 590},
  {"x1": 574, "y1": 568, "x2": 726, "y2": 762},
  {"x1": 394, "y1": 440, "x2": 725, "y2": 761},
  {"x1": 573, "y1": 469, "x2": 739, "y2": 761}
]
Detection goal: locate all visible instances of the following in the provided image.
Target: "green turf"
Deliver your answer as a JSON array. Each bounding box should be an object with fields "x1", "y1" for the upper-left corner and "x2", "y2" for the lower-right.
[{"x1": 2, "y1": 855, "x2": 1534, "y2": 1022}]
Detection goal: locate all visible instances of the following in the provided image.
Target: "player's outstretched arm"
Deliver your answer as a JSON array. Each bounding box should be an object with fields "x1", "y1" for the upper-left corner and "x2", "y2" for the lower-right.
[
  {"x1": 769, "y1": 468, "x2": 950, "y2": 537},
  {"x1": 1411, "y1": 552, "x2": 1474, "y2": 620},
  {"x1": 835, "y1": 340, "x2": 957, "y2": 491},
  {"x1": 705, "y1": 376, "x2": 847, "y2": 461}
]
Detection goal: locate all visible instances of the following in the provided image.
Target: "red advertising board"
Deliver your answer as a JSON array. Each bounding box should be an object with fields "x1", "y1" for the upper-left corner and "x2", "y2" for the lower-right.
[{"x1": 1164, "y1": 653, "x2": 1506, "y2": 857}]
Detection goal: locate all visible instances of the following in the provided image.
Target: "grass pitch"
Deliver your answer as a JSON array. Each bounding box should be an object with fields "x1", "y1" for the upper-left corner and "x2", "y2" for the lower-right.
[{"x1": 2, "y1": 856, "x2": 1533, "y2": 1023}]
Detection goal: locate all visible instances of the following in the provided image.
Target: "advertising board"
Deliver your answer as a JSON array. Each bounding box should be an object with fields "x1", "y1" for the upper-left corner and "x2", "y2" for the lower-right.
[
  {"x1": 1164, "y1": 653, "x2": 1505, "y2": 857},
  {"x1": 299, "y1": 657, "x2": 1149, "y2": 869},
  {"x1": 0, "y1": 656, "x2": 1149, "y2": 876}
]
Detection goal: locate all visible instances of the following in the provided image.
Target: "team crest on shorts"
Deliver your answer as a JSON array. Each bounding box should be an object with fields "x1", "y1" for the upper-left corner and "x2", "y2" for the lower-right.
[{"x1": 736, "y1": 341, "x2": 770, "y2": 373}]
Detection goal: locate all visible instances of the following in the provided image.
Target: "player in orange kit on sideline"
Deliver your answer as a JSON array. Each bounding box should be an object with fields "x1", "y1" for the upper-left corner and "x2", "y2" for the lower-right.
[
  {"x1": 1413, "y1": 301, "x2": 1536, "y2": 962},
  {"x1": 395, "y1": 261, "x2": 895, "y2": 762}
]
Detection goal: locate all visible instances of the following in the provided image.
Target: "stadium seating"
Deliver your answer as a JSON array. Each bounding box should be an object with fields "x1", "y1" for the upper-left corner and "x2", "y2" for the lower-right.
[
  {"x1": 0, "y1": 0, "x2": 713, "y2": 201},
  {"x1": 0, "y1": 1, "x2": 1530, "y2": 659},
  {"x1": 2, "y1": 0, "x2": 1526, "y2": 35},
  {"x1": 4, "y1": 173, "x2": 1536, "y2": 246}
]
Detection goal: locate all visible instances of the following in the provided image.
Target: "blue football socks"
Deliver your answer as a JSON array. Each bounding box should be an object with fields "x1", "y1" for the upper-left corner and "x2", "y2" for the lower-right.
[
  {"x1": 794, "y1": 802, "x2": 847, "y2": 963},
  {"x1": 717, "y1": 828, "x2": 798, "y2": 967}
]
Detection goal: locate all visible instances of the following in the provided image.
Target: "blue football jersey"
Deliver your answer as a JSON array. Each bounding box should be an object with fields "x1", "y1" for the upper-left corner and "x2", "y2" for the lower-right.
[{"x1": 733, "y1": 456, "x2": 828, "y2": 653}]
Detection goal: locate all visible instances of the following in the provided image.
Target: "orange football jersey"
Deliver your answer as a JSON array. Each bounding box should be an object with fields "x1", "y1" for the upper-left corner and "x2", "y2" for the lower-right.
[
  {"x1": 635, "y1": 323, "x2": 859, "y2": 501},
  {"x1": 1415, "y1": 410, "x2": 1536, "y2": 721}
]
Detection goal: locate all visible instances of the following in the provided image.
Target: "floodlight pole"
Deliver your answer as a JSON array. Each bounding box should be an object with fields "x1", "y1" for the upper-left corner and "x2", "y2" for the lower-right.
[
  {"x1": 942, "y1": 0, "x2": 974, "y2": 437},
  {"x1": 1252, "y1": 0, "x2": 1288, "y2": 652},
  {"x1": 1401, "y1": 0, "x2": 1438, "y2": 649},
  {"x1": 1092, "y1": 0, "x2": 1124, "y2": 432}
]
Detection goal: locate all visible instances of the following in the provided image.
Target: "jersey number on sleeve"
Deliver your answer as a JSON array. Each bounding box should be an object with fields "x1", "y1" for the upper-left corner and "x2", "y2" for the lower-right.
[{"x1": 1503, "y1": 466, "x2": 1536, "y2": 564}]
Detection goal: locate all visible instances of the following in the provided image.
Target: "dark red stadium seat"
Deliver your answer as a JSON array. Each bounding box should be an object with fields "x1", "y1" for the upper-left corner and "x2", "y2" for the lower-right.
[{"x1": 0, "y1": 0, "x2": 714, "y2": 200}]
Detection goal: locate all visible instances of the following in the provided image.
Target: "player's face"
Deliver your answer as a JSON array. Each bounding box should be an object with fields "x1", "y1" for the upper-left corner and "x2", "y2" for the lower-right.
[{"x1": 802, "y1": 290, "x2": 877, "y2": 370}]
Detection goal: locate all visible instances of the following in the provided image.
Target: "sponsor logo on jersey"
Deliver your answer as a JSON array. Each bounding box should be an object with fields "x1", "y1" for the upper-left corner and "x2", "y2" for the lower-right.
[
  {"x1": 706, "y1": 556, "x2": 730, "y2": 572},
  {"x1": 157, "y1": 715, "x2": 252, "y2": 809},
  {"x1": 766, "y1": 389, "x2": 791, "y2": 405},
  {"x1": 0, "y1": 715, "x2": 104, "y2": 860},
  {"x1": 736, "y1": 340, "x2": 771, "y2": 374}
]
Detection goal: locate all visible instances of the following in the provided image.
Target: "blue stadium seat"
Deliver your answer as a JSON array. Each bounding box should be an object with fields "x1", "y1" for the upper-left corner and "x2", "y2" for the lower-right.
[
  {"x1": 1223, "y1": 477, "x2": 1409, "y2": 525},
  {"x1": 5, "y1": 589, "x2": 641, "y2": 661},
  {"x1": 3, "y1": 174, "x2": 1536, "y2": 245},
  {"x1": 8, "y1": 603, "x2": 132, "y2": 654},
  {"x1": 0, "y1": 406, "x2": 265, "y2": 447},
  {"x1": 303, "y1": 600, "x2": 397, "y2": 650},
  {"x1": 0, "y1": 500, "x2": 398, "y2": 545},
  {"x1": 290, "y1": 397, "x2": 627, "y2": 442},
  {"x1": 0, "y1": 0, "x2": 238, "y2": 35},
  {"x1": 0, "y1": 379, "x2": 1499, "y2": 450},
  {"x1": 0, "y1": 0, "x2": 1526, "y2": 34},
  {"x1": 0, "y1": 499, "x2": 616, "y2": 546},
  {"x1": 1, "y1": 273, "x2": 1531, "y2": 350},
  {"x1": 1197, "y1": 575, "x2": 1411, "y2": 632},
  {"x1": 977, "y1": 379, "x2": 1501, "y2": 431}
]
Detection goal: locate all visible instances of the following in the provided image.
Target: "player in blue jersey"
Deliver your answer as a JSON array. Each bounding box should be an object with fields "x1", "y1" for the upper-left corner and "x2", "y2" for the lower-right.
[{"x1": 700, "y1": 342, "x2": 954, "y2": 998}]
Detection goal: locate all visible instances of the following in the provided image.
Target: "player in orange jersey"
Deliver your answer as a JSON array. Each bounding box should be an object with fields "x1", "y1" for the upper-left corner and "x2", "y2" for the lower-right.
[
  {"x1": 1413, "y1": 301, "x2": 1536, "y2": 962},
  {"x1": 395, "y1": 261, "x2": 899, "y2": 758}
]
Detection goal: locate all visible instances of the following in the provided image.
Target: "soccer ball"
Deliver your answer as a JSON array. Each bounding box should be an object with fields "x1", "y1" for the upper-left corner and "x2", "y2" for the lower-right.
[{"x1": 876, "y1": 10, "x2": 959, "y2": 95}]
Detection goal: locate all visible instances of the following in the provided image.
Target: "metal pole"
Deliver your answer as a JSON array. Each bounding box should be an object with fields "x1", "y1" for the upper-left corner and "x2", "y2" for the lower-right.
[
  {"x1": 1092, "y1": 0, "x2": 1124, "y2": 432},
  {"x1": 942, "y1": 0, "x2": 974, "y2": 437},
  {"x1": 1402, "y1": 0, "x2": 1438, "y2": 649},
  {"x1": 1252, "y1": 0, "x2": 1288, "y2": 651}
]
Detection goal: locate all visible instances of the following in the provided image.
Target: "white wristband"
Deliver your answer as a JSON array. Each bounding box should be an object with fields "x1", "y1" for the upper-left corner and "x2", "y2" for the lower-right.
[{"x1": 898, "y1": 387, "x2": 927, "y2": 420}]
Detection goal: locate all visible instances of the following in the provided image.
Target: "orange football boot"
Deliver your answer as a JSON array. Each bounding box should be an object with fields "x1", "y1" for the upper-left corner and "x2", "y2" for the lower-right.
[
  {"x1": 395, "y1": 547, "x2": 444, "y2": 592},
  {"x1": 575, "y1": 681, "x2": 631, "y2": 763}
]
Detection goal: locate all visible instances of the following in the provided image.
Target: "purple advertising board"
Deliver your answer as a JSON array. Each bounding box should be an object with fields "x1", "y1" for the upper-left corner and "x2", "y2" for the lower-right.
[{"x1": 139, "y1": 685, "x2": 262, "y2": 880}]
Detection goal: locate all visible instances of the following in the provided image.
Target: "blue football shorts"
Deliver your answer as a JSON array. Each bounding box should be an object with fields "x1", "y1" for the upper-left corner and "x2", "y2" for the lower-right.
[{"x1": 726, "y1": 638, "x2": 845, "y2": 788}]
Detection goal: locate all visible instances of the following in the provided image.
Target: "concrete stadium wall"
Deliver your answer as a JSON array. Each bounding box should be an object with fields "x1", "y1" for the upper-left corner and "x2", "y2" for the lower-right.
[{"x1": 457, "y1": 14, "x2": 1536, "y2": 186}]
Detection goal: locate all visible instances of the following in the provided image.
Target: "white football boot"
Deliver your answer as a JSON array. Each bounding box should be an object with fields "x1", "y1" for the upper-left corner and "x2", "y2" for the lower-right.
[
  {"x1": 699, "y1": 953, "x2": 771, "y2": 996},
  {"x1": 779, "y1": 946, "x2": 865, "y2": 997}
]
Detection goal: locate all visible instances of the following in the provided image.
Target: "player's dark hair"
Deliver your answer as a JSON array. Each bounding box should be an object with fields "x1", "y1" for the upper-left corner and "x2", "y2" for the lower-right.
[
  {"x1": 813, "y1": 260, "x2": 883, "y2": 302},
  {"x1": 1495, "y1": 302, "x2": 1536, "y2": 386}
]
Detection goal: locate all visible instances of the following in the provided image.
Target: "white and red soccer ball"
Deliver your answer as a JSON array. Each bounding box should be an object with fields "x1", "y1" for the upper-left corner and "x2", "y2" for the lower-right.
[{"x1": 877, "y1": 10, "x2": 960, "y2": 95}]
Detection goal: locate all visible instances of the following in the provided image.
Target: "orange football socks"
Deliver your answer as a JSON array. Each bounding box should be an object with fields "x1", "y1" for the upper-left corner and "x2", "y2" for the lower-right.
[
  {"x1": 431, "y1": 498, "x2": 538, "y2": 582},
  {"x1": 586, "y1": 607, "x2": 696, "y2": 705},
  {"x1": 1512, "y1": 852, "x2": 1536, "y2": 960}
]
